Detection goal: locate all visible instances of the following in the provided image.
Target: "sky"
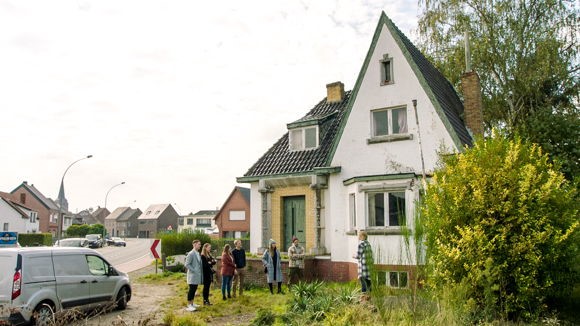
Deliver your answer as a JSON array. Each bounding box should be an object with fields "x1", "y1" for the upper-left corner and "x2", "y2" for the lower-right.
[{"x1": 0, "y1": 0, "x2": 420, "y2": 216}]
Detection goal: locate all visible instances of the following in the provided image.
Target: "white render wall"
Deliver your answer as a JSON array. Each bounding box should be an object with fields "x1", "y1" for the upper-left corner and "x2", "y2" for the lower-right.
[
  {"x1": 0, "y1": 200, "x2": 27, "y2": 233},
  {"x1": 327, "y1": 24, "x2": 460, "y2": 265},
  {"x1": 248, "y1": 182, "x2": 262, "y2": 254}
]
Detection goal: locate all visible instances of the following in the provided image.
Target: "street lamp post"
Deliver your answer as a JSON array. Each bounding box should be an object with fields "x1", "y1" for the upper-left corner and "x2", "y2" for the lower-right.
[
  {"x1": 104, "y1": 181, "x2": 126, "y2": 209},
  {"x1": 57, "y1": 155, "x2": 93, "y2": 242}
]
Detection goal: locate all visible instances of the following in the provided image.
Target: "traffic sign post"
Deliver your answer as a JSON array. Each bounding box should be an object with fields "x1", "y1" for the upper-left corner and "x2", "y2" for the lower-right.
[{"x1": 150, "y1": 239, "x2": 161, "y2": 274}]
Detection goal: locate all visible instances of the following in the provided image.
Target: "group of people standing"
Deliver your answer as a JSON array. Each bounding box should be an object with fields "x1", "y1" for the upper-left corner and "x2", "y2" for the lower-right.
[
  {"x1": 184, "y1": 239, "x2": 247, "y2": 312},
  {"x1": 184, "y1": 232, "x2": 372, "y2": 311}
]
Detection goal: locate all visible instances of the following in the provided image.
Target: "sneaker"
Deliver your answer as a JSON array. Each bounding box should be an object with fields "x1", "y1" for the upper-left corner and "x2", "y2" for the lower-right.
[
  {"x1": 191, "y1": 303, "x2": 200, "y2": 308},
  {"x1": 186, "y1": 305, "x2": 196, "y2": 312},
  {"x1": 204, "y1": 301, "x2": 212, "y2": 306}
]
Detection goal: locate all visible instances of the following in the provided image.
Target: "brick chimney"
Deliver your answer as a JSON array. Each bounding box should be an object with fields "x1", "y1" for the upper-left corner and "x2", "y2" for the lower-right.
[
  {"x1": 326, "y1": 81, "x2": 345, "y2": 103},
  {"x1": 461, "y1": 32, "x2": 483, "y2": 137},
  {"x1": 461, "y1": 71, "x2": 483, "y2": 136}
]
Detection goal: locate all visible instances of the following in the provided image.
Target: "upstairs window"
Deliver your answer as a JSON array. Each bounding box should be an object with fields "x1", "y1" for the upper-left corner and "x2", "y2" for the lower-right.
[
  {"x1": 372, "y1": 107, "x2": 408, "y2": 137},
  {"x1": 367, "y1": 191, "x2": 406, "y2": 227},
  {"x1": 289, "y1": 126, "x2": 318, "y2": 151},
  {"x1": 380, "y1": 54, "x2": 394, "y2": 85}
]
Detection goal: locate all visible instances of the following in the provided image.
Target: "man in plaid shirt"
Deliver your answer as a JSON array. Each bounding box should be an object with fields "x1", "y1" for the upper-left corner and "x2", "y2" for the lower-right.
[{"x1": 353, "y1": 230, "x2": 373, "y2": 293}]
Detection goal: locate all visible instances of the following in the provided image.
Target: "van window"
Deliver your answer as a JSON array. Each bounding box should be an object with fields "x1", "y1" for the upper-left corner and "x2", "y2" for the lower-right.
[
  {"x1": 53, "y1": 255, "x2": 90, "y2": 276},
  {"x1": 26, "y1": 256, "x2": 54, "y2": 282},
  {"x1": 86, "y1": 255, "x2": 108, "y2": 276}
]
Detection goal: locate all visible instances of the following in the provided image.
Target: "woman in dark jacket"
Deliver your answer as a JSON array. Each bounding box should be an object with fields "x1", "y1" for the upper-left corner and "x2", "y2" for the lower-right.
[{"x1": 201, "y1": 243, "x2": 217, "y2": 305}]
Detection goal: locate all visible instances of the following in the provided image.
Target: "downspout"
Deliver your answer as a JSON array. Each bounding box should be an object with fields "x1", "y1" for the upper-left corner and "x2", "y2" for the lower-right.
[{"x1": 412, "y1": 99, "x2": 427, "y2": 189}]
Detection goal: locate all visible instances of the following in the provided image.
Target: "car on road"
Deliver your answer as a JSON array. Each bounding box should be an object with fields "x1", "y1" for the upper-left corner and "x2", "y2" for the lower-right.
[
  {"x1": 54, "y1": 237, "x2": 89, "y2": 247},
  {"x1": 85, "y1": 234, "x2": 104, "y2": 248},
  {"x1": 0, "y1": 247, "x2": 131, "y2": 325},
  {"x1": 109, "y1": 237, "x2": 126, "y2": 247}
]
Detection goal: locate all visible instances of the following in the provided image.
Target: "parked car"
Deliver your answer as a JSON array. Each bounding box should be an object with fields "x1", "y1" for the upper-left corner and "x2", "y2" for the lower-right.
[
  {"x1": 110, "y1": 237, "x2": 126, "y2": 247},
  {"x1": 85, "y1": 234, "x2": 103, "y2": 248},
  {"x1": 0, "y1": 247, "x2": 131, "y2": 325},
  {"x1": 54, "y1": 238, "x2": 88, "y2": 247}
]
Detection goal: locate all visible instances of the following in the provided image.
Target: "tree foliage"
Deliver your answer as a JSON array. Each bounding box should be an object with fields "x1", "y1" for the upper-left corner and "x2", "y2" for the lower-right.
[
  {"x1": 417, "y1": 0, "x2": 579, "y2": 179},
  {"x1": 66, "y1": 223, "x2": 105, "y2": 237},
  {"x1": 421, "y1": 134, "x2": 579, "y2": 322}
]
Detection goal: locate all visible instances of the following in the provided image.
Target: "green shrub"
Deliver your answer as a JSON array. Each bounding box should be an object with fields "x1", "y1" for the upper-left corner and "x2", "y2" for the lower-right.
[
  {"x1": 422, "y1": 133, "x2": 579, "y2": 322},
  {"x1": 18, "y1": 233, "x2": 52, "y2": 246},
  {"x1": 160, "y1": 229, "x2": 211, "y2": 257}
]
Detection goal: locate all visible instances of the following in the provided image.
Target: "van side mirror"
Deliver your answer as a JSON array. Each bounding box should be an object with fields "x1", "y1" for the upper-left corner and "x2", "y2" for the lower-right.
[{"x1": 108, "y1": 266, "x2": 117, "y2": 276}]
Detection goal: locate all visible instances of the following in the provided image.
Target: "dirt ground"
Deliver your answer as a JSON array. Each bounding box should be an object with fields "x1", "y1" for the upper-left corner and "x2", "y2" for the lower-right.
[{"x1": 71, "y1": 264, "x2": 174, "y2": 326}]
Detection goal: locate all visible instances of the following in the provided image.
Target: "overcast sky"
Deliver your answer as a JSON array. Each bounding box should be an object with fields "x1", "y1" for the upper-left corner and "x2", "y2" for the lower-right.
[{"x1": 0, "y1": 0, "x2": 420, "y2": 215}]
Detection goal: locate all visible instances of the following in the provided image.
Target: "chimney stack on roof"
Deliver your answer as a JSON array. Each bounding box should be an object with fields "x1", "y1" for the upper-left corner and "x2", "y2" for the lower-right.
[
  {"x1": 326, "y1": 81, "x2": 345, "y2": 103},
  {"x1": 462, "y1": 32, "x2": 483, "y2": 137}
]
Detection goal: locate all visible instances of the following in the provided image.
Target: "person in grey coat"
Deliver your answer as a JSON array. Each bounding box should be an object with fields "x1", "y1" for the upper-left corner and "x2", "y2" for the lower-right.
[
  {"x1": 262, "y1": 238, "x2": 284, "y2": 294},
  {"x1": 185, "y1": 240, "x2": 203, "y2": 311}
]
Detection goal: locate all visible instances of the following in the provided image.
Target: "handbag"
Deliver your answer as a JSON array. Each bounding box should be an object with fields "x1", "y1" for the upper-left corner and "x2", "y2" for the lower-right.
[{"x1": 264, "y1": 266, "x2": 268, "y2": 274}]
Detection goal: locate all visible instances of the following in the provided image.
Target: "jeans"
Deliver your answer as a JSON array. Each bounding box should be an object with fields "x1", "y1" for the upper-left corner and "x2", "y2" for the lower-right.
[
  {"x1": 221, "y1": 275, "x2": 233, "y2": 297},
  {"x1": 360, "y1": 277, "x2": 371, "y2": 293}
]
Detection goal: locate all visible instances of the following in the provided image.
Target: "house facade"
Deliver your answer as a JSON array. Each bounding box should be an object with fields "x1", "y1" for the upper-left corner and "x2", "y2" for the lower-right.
[
  {"x1": 10, "y1": 181, "x2": 60, "y2": 234},
  {"x1": 105, "y1": 207, "x2": 142, "y2": 237},
  {"x1": 0, "y1": 196, "x2": 39, "y2": 234},
  {"x1": 214, "y1": 186, "x2": 250, "y2": 239},
  {"x1": 178, "y1": 210, "x2": 219, "y2": 234},
  {"x1": 137, "y1": 204, "x2": 179, "y2": 238},
  {"x1": 237, "y1": 12, "x2": 481, "y2": 286}
]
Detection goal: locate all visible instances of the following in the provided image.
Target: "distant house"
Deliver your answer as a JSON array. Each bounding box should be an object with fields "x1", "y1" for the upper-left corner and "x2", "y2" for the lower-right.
[
  {"x1": 105, "y1": 207, "x2": 142, "y2": 237},
  {"x1": 178, "y1": 210, "x2": 219, "y2": 234},
  {"x1": 75, "y1": 207, "x2": 110, "y2": 225},
  {"x1": 214, "y1": 186, "x2": 250, "y2": 239},
  {"x1": 237, "y1": 12, "x2": 482, "y2": 284},
  {"x1": 137, "y1": 204, "x2": 179, "y2": 238},
  {"x1": 0, "y1": 196, "x2": 39, "y2": 233},
  {"x1": 10, "y1": 181, "x2": 60, "y2": 234}
]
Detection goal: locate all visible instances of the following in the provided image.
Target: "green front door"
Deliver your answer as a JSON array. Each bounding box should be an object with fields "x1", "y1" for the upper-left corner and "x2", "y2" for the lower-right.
[{"x1": 283, "y1": 196, "x2": 305, "y2": 251}]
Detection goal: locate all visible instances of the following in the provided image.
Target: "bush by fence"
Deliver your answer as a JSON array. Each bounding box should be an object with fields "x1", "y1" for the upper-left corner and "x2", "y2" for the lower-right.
[{"x1": 19, "y1": 233, "x2": 52, "y2": 247}]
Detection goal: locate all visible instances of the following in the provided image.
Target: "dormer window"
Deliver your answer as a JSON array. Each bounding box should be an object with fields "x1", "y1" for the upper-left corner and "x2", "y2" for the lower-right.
[
  {"x1": 380, "y1": 54, "x2": 394, "y2": 85},
  {"x1": 289, "y1": 126, "x2": 318, "y2": 151}
]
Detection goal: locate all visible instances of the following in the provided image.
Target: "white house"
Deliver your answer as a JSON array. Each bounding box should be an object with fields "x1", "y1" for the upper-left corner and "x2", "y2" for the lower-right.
[
  {"x1": 0, "y1": 197, "x2": 39, "y2": 234},
  {"x1": 237, "y1": 12, "x2": 482, "y2": 286},
  {"x1": 178, "y1": 210, "x2": 219, "y2": 234}
]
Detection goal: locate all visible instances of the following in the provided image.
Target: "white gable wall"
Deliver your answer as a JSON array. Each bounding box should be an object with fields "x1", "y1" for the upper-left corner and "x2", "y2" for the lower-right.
[
  {"x1": 0, "y1": 200, "x2": 27, "y2": 233},
  {"x1": 327, "y1": 24, "x2": 460, "y2": 265}
]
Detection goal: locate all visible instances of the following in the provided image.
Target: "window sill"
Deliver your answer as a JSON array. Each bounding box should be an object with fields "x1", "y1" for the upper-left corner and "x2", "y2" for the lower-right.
[
  {"x1": 366, "y1": 228, "x2": 405, "y2": 235},
  {"x1": 367, "y1": 134, "x2": 412, "y2": 144}
]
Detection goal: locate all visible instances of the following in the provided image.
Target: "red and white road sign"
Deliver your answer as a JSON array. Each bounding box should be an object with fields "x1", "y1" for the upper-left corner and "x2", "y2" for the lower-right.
[{"x1": 150, "y1": 239, "x2": 161, "y2": 259}]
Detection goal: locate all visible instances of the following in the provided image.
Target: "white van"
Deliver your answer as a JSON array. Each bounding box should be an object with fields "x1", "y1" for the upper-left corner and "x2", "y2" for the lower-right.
[{"x1": 0, "y1": 247, "x2": 131, "y2": 325}]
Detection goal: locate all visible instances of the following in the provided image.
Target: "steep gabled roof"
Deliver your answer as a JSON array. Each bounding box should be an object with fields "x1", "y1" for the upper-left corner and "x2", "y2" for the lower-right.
[
  {"x1": 214, "y1": 186, "x2": 250, "y2": 221},
  {"x1": 117, "y1": 208, "x2": 142, "y2": 222},
  {"x1": 105, "y1": 207, "x2": 130, "y2": 220},
  {"x1": 138, "y1": 204, "x2": 172, "y2": 220},
  {"x1": 0, "y1": 197, "x2": 29, "y2": 219},
  {"x1": 327, "y1": 12, "x2": 471, "y2": 161},
  {"x1": 11, "y1": 182, "x2": 59, "y2": 211},
  {"x1": 239, "y1": 91, "x2": 351, "y2": 180}
]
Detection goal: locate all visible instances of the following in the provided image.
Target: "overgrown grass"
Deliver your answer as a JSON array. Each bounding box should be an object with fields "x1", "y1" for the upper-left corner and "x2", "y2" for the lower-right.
[{"x1": 134, "y1": 272, "x2": 579, "y2": 326}]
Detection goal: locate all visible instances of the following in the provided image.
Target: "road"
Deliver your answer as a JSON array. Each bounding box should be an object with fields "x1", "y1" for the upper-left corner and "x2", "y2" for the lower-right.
[{"x1": 97, "y1": 238, "x2": 157, "y2": 273}]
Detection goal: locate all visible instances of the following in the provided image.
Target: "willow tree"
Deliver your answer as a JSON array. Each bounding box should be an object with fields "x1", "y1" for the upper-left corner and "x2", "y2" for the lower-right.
[
  {"x1": 417, "y1": 0, "x2": 579, "y2": 179},
  {"x1": 422, "y1": 134, "x2": 579, "y2": 322}
]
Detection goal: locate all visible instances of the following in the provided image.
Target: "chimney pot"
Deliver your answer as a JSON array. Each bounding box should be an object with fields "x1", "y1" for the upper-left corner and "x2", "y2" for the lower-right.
[{"x1": 326, "y1": 81, "x2": 345, "y2": 103}]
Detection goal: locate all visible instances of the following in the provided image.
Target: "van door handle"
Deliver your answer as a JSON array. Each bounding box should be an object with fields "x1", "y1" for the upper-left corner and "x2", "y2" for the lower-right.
[
  {"x1": 91, "y1": 280, "x2": 98, "y2": 283},
  {"x1": 80, "y1": 280, "x2": 87, "y2": 284}
]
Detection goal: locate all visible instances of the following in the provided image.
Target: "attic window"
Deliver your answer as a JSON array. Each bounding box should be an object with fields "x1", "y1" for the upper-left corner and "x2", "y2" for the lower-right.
[
  {"x1": 380, "y1": 54, "x2": 394, "y2": 85},
  {"x1": 289, "y1": 126, "x2": 319, "y2": 151}
]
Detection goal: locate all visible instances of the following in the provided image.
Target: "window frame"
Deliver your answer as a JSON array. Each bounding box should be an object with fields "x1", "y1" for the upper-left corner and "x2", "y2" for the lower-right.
[
  {"x1": 289, "y1": 125, "x2": 319, "y2": 151},
  {"x1": 348, "y1": 193, "x2": 356, "y2": 231},
  {"x1": 371, "y1": 106, "x2": 408, "y2": 138},
  {"x1": 380, "y1": 54, "x2": 394, "y2": 85},
  {"x1": 366, "y1": 190, "x2": 406, "y2": 228}
]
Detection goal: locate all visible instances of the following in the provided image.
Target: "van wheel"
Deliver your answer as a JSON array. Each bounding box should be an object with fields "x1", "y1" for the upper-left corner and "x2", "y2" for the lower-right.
[
  {"x1": 33, "y1": 303, "x2": 54, "y2": 326},
  {"x1": 116, "y1": 287, "x2": 128, "y2": 310}
]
